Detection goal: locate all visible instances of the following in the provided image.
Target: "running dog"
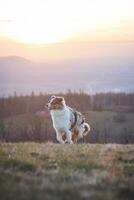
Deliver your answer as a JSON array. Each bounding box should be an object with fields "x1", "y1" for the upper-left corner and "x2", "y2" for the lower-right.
[{"x1": 46, "y1": 96, "x2": 90, "y2": 144}]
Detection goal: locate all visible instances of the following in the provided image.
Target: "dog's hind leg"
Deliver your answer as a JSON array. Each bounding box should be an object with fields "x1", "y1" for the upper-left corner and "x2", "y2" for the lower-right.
[
  {"x1": 73, "y1": 134, "x2": 78, "y2": 144},
  {"x1": 72, "y1": 128, "x2": 79, "y2": 144}
]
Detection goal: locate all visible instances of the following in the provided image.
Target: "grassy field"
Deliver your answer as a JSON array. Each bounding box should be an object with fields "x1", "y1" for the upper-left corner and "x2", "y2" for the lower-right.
[{"x1": 0, "y1": 143, "x2": 134, "y2": 200}]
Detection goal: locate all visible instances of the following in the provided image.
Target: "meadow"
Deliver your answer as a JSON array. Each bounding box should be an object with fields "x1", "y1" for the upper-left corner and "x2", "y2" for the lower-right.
[{"x1": 0, "y1": 143, "x2": 134, "y2": 200}]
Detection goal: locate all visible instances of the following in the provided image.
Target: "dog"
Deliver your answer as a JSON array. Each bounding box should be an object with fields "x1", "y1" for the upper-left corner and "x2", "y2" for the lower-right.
[{"x1": 46, "y1": 96, "x2": 90, "y2": 144}]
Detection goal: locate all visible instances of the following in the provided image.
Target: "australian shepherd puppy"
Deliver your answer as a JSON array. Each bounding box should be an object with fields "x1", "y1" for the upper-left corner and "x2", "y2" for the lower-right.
[{"x1": 46, "y1": 96, "x2": 90, "y2": 144}]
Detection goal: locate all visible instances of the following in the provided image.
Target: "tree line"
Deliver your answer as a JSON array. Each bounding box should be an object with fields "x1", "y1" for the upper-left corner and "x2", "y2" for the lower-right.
[{"x1": 0, "y1": 91, "x2": 134, "y2": 118}]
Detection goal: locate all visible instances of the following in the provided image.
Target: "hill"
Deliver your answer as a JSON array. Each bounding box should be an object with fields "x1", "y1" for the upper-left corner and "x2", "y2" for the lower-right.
[
  {"x1": 0, "y1": 56, "x2": 134, "y2": 96},
  {"x1": 0, "y1": 143, "x2": 134, "y2": 200}
]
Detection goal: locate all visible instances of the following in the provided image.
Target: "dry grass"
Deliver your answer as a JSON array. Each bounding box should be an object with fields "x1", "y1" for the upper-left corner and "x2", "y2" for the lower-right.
[{"x1": 0, "y1": 143, "x2": 134, "y2": 200}]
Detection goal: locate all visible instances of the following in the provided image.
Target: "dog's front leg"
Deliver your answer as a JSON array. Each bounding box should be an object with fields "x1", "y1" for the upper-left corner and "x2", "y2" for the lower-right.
[
  {"x1": 65, "y1": 129, "x2": 73, "y2": 144},
  {"x1": 55, "y1": 130, "x2": 65, "y2": 144}
]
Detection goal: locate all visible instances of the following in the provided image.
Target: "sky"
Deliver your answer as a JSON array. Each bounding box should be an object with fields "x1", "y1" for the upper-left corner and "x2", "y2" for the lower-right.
[{"x1": 0, "y1": 0, "x2": 134, "y2": 61}]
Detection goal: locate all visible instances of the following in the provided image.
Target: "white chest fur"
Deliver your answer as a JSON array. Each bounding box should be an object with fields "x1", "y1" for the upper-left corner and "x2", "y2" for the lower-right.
[{"x1": 50, "y1": 107, "x2": 71, "y2": 130}]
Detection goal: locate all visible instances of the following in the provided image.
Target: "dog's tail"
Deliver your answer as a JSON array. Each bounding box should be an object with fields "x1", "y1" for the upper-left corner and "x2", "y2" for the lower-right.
[{"x1": 83, "y1": 123, "x2": 90, "y2": 136}]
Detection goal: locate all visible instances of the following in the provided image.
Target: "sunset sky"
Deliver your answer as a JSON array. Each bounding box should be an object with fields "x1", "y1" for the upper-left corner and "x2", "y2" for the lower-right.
[{"x1": 0, "y1": 0, "x2": 134, "y2": 61}]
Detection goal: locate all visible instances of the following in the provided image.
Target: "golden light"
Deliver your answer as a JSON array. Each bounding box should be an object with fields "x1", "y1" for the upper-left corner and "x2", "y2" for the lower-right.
[
  {"x1": 10, "y1": 1, "x2": 87, "y2": 44},
  {"x1": 0, "y1": 0, "x2": 134, "y2": 44}
]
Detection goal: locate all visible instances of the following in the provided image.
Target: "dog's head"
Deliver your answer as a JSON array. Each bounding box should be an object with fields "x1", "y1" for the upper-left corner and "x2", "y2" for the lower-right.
[{"x1": 45, "y1": 96, "x2": 65, "y2": 110}]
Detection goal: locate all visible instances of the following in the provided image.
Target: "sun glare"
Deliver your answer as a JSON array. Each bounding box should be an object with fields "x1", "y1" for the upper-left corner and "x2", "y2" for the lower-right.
[
  {"x1": 11, "y1": 1, "x2": 89, "y2": 44},
  {"x1": 0, "y1": 0, "x2": 134, "y2": 44}
]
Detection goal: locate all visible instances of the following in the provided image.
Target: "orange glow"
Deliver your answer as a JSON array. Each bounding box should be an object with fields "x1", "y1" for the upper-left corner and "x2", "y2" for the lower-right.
[{"x1": 0, "y1": 0, "x2": 134, "y2": 44}]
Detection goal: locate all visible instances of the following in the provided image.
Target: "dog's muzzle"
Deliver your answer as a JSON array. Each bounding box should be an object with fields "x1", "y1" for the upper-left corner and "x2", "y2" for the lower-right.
[{"x1": 45, "y1": 103, "x2": 50, "y2": 110}]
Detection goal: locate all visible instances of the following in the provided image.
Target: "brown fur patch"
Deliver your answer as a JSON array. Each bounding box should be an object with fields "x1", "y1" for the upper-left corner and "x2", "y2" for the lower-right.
[
  {"x1": 50, "y1": 97, "x2": 64, "y2": 110},
  {"x1": 62, "y1": 133, "x2": 66, "y2": 141},
  {"x1": 50, "y1": 103, "x2": 63, "y2": 110},
  {"x1": 72, "y1": 127, "x2": 79, "y2": 144}
]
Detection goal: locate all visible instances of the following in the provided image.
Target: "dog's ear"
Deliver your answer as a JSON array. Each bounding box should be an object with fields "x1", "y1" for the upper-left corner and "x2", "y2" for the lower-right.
[{"x1": 50, "y1": 95, "x2": 56, "y2": 99}]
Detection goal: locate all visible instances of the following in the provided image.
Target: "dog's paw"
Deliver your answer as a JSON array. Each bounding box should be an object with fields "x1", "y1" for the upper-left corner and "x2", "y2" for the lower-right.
[{"x1": 65, "y1": 140, "x2": 73, "y2": 144}]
